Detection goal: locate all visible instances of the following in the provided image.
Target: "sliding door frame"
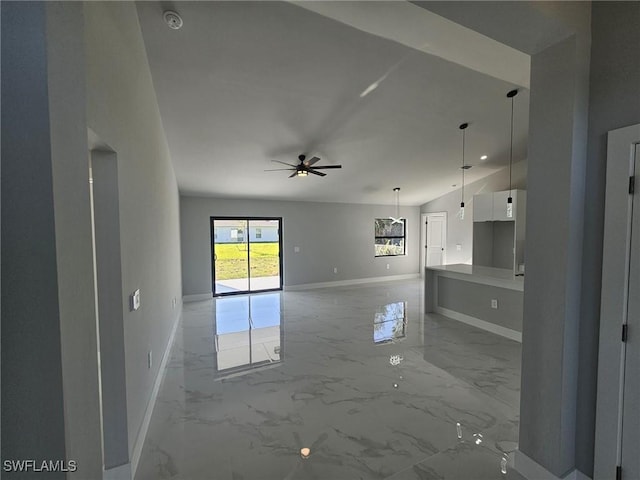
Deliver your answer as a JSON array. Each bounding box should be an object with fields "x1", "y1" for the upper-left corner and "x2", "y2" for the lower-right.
[{"x1": 210, "y1": 216, "x2": 283, "y2": 296}]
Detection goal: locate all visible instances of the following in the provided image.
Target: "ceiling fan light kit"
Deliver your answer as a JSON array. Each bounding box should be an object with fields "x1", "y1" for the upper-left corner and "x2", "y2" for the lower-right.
[
  {"x1": 265, "y1": 154, "x2": 342, "y2": 178},
  {"x1": 389, "y1": 187, "x2": 404, "y2": 224}
]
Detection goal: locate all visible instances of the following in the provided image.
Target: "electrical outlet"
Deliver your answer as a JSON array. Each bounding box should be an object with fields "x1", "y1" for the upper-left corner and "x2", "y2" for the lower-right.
[
  {"x1": 386, "y1": 263, "x2": 390, "y2": 270},
  {"x1": 333, "y1": 267, "x2": 338, "y2": 274},
  {"x1": 456, "y1": 244, "x2": 462, "y2": 251},
  {"x1": 147, "y1": 350, "x2": 153, "y2": 369},
  {"x1": 491, "y1": 299, "x2": 498, "y2": 309},
  {"x1": 294, "y1": 246, "x2": 300, "y2": 253}
]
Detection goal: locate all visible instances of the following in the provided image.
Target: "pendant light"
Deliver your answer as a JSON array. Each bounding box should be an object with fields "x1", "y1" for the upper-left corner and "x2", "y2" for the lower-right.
[
  {"x1": 458, "y1": 123, "x2": 471, "y2": 220},
  {"x1": 506, "y1": 89, "x2": 518, "y2": 218},
  {"x1": 390, "y1": 187, "x2": 403, "y2": 224}
]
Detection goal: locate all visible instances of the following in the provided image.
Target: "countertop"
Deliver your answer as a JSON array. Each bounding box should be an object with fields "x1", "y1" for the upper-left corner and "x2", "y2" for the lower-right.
[{"x1": 425, "y1": 263, "x2": 524, "y2": 291}]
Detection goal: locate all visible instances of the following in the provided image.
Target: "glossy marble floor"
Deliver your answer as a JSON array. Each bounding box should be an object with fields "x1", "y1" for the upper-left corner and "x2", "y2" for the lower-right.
[{"x1": 136, "y1": 279, "x2": 524, "y2": 480}]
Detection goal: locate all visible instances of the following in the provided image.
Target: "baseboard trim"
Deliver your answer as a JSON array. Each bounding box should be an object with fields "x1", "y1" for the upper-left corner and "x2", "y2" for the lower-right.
[
  {"x1": 183, "y1": 293, "x2": 212, "y2": 303},
  {"x1": 510, "y1": 450, "x2": 591, "y2": 480},
  {"x1": 103, "y1": 462, "x2": 131, "y2": 480},
  {"x1": 435, "y1": 307, "x2": 522, "y2": 342},
  {"x1": 130, "y1": 304, "x2": 182, "y2": 479},
  {"x1": 284, "y1": 273, "x2": 420, "y2": 291}
]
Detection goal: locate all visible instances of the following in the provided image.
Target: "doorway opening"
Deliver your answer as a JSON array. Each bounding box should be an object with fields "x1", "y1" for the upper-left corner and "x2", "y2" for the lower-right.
[
  {"x1": 89, "y1": 147, "x2": 130, "y2": 474},
  {"x1": 211, "y1": 217, "x2": 283, "y2": 295}
]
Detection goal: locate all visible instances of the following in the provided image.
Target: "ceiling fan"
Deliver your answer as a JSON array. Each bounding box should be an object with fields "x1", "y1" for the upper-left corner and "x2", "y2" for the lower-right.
[{"x1": 265, "y1": 154, "x2": 342, "y2": 178}]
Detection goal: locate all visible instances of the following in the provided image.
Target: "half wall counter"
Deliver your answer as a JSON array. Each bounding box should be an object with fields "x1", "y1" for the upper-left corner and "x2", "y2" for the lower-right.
[{"x1": 425, "y1": 264, "x2": 523, "y2": 342}]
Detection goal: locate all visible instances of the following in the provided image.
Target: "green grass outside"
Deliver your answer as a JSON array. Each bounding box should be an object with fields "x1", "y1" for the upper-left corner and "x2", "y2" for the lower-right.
[{"x1": 214, "y1": 242, "x2": 280, "y2": 280}]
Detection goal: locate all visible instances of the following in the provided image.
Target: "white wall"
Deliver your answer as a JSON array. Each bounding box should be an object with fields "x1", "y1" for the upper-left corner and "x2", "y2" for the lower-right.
[
  {"x1": 84, "y1": 1, "x2": 182, "y2": 467},
  {"x1": 420, "y1": 161, "x2": 527, "y2": 265},
  {"x1": 181, "y1": 196, "x2": 420, "y2": 295}
]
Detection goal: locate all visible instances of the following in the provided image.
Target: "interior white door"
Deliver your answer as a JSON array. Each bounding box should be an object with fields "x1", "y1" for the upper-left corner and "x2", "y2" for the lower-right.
[
  {"x1": 426, "y1": 213, "x2": 446, "y2": 267},
  {"x1": 621, "y1": 144, "x2": 639, "y2": 478}
]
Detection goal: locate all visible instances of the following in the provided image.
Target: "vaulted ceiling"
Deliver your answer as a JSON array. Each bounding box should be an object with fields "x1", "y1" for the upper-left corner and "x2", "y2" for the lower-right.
[{"x1": 137, "y1": 1, "x2": 530, "y2": 206}]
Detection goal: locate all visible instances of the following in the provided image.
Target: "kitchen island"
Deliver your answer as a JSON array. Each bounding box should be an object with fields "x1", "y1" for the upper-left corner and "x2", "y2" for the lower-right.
[{"x1": 425, "y1": 264, "x2": 523, "y2": 342}]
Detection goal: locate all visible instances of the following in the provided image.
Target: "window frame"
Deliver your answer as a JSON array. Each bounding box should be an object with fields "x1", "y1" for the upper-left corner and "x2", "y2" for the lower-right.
[{"x1": 374, "y1": 218, "x2": 407, "y2": 257}]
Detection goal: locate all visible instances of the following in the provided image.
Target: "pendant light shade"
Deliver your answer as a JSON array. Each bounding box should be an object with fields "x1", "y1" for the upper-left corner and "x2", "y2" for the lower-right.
[
  {"x1": 459, "y1": 123, "x2": 470, "y2": 220},
  {"x1": 390, "y1": 187, "x2": 403, "y2": 224},
  {"x1": 506, "y1": 89, "x2": 518, "y2": 218}
]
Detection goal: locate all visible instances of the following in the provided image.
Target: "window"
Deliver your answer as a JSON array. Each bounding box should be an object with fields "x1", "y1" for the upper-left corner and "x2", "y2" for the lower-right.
[
  {"x1": 374, "y1": 218, "x2": 406, "y2": 256},
  {"x1": 256, "y1": 228, "x2": 262, "y2": 239}
]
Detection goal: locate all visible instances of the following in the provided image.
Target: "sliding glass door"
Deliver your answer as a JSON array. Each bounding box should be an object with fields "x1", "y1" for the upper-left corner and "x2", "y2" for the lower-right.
[{"x1": 211, "y1": 217, "x2": 282, "y2": 295}]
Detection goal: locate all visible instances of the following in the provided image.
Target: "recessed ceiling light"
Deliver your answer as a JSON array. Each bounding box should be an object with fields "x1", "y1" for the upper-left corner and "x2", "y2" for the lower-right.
[{"x1": 480, "y1": 155, "x2": 488, "y2": 160}]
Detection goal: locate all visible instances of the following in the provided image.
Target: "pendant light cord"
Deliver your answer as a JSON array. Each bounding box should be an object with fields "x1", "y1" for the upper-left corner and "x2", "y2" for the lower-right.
[
  {"x1": 461, "y1": 127, "x2": 465, "y2": 205},
  {"x1": 459, "y1": 123, "x2": 468, "y2": 209},
  {"x1": 392, "y1": 187, "x2": 400, "y2": 220},
  {"x1": 506, "y1": 89, "x2": 518, "y2": 199},
  {"x1": 509, "y1": 95, "x2": 514, "y2": 197}
]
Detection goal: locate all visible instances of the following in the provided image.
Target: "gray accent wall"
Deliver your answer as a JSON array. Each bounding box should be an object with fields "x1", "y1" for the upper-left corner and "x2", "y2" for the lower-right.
[
  {"x1": 520, "y1": 29, "x2": 592, "y2": 477},
  {"x1": 438, "y1": 277, "x2": 523, "y2": 331},
  {"x1": 181, "y1": 196, "x2": 420, "y2": 295},
  {"x1": 421, "y1": 161, "x2": 527, "y2": 265},
  {"x1": 472, "y1": 221, "x2": 516, "y2": 270}
]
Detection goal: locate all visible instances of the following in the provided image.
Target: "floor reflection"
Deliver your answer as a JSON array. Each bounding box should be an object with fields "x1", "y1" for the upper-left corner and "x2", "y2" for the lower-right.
[
  {"x1": 214, "y1": 293, "x2": 283, "y2": 376},
  {"x1": 136, "y1": 279, "x2": 523, "y2": 480},
  {"x1": 374, "y1": 301, "x2": 407, "y2": 344}
]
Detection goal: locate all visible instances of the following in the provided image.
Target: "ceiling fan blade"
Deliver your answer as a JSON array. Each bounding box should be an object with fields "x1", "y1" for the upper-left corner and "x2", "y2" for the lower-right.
[
  {"x1": 310, "y1": 432, "x2": 329, "y2": 450},
  {"x1": 304, "y1": 156, "x2": 321, "y2": 167},
  {"x1": 264, "y1": 168, "x2": 295, "y2": 171},
  {"x1": 310, "y1": 165, "x2": 342, "y2": 169},
  {"x1": 301, "y1": 460, "x2": 320, "y2": 480},
  {"x1": 289, "y1": 171, "x2": 298, "y2": 178},
  {"x1": 306, "y1": 169, "x2": 326, "y2": 177},
  {"x1": 283, "y1": 460, "x2": 302, "y2": 480},
  {"x1": 272, "y1": 160, "x2": 297, "y2": 167}
]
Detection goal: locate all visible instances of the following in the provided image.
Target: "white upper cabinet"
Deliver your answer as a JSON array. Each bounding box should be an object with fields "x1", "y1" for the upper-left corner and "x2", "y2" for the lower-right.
[
  {"x1": 473, "y1": 190, "x2": 524, "y2": 222},
  {"x1": 473, "y1": 193, "x2": 494, "y2": 222}
]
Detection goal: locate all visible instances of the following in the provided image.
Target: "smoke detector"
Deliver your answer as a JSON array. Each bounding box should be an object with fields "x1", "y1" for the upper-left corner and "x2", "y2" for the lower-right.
[{"x1": 163, "y1": 11, "x2": 183, "y2": 30}]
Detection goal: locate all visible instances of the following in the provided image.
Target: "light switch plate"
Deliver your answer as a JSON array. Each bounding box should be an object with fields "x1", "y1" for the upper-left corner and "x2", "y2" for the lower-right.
[
  {"x1": 294, "y1": 246, "x2": 300, "y2": 253},
  {"x1": 131, "y1": 289, "x2": 141, "y2": 311}
]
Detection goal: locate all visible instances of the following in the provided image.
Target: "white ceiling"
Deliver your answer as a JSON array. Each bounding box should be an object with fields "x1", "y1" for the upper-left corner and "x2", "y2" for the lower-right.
[{"x1": 137, "y1": 1, "x2": 530, "y2": 206}]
